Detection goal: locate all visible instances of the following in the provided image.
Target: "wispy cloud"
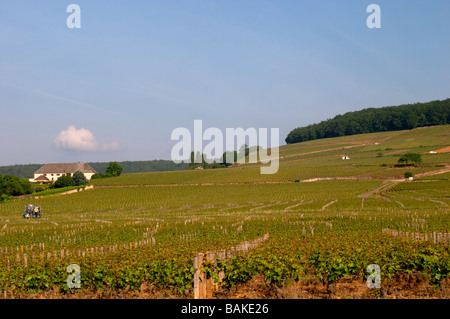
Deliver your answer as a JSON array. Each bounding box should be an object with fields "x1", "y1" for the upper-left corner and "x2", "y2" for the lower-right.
[
  {"x1": 0, "y1": 81, "x2": 118, "y2": 115},
  {"x1": 101, "y1": 141, "x2": 121, "y2": 151}
]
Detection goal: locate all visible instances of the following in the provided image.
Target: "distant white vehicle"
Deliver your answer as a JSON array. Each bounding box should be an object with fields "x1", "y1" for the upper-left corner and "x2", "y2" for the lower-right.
[
  {"x1": 428, "y1": 151, "x2": 437, "y2": 154},
  {"x1": 342, "y1": 156, "x2": 350, "y2": 160}
]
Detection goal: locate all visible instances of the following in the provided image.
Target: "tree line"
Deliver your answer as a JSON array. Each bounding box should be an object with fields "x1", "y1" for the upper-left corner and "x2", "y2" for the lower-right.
[
  {"x1": 0, "y1": 160, "x2": 188, "y2": 179},
  {"x1": 0, "y1": 174, "x2": 33, "y2": 201},
  {"x1": 91, "y1": 161, "x2": 123, "y2": 179},
  {"x1": 0, "y1": 162, "x2": 124, "y2": 202},
  {"x1": 188, "y1": 145, "x2": 262, "y2": 170},
  {"x1": 89, "y1": 160, "x2": 187, "y2": 175},
  {"x1": 285, "y1": 98, "x2": 450, "y2": 144}
]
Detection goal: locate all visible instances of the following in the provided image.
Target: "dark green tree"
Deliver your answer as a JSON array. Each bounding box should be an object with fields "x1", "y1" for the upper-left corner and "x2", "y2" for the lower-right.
[
  {"x1": 54, "y1": 173, "x2": 75, "y2": 188},
  {"x1": 398, "y1": 153, "x2": 422, "y2": 165},
  {"x1": 404, "y1": 172, "x2": 413, "y2": 178},
  {"x1": 19, "y1": 178, "x2": 33, "y2": 194},
  {"x1": 72, "y1": 171, "x2": 88, "y2": 186},
  {"x1": 0, "y1": 174, "x2": 32, "y2": 196},
  {"x1": 105, "y1": 161, "x2": 123, "y2": 177},
  {"x1": 91, "y1": 173, "x2": 106, "y2": 179}
]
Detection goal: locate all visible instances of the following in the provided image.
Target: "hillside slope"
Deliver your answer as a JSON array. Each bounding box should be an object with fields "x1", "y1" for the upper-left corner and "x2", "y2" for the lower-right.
[{"x1": 91, "y1": 125, "x2": 450, "y2": 186}]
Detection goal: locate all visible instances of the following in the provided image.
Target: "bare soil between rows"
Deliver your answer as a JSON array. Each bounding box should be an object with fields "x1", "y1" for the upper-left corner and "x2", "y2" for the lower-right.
[{"x1": 3, "y1": 275, "x2": 449, "y2": 299}]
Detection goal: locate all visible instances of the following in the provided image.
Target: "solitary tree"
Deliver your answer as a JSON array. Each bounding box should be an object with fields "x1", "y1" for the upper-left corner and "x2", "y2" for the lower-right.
[
  {"x1": 72, "y1": 171, "x2": 88, "y2": 186},
  {"x1": 105, "y1": 161, "x2": 123, "y2": 177},
  {"x1": 398, "y1": 153, "x2": 422, "y2": 165}
]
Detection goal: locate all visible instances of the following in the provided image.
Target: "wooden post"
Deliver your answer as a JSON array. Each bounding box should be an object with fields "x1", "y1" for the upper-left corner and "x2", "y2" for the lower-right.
[
  {"x1": 205, "y1": 252, "x2": 212, "y2": 298},
  {"x1": 194, "y1": 253, "x2": 206, "y2": 299},
  {"x1": 199, "y1": 253, "x2": 206, "y2": 299},
  {"x1": 215, "y1": 250, "x2": 225, "y2": 292},
  {"x1": 193, "y1": 253, "x2": 200, "y2": 299}
]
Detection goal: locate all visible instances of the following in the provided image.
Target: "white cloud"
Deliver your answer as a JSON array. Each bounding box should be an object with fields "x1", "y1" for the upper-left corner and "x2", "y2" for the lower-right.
[
  {"x1": 55, "y1": 125, "x2": 98, "y2": 151},
  {"x1": 54, "y1": 125, "x2": 120, "y2": 152}
]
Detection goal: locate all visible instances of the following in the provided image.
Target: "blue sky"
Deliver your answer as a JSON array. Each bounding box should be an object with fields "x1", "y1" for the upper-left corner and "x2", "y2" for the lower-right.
[{"x1": 0, "y1": 0, "x2": 449, "y2": 165}]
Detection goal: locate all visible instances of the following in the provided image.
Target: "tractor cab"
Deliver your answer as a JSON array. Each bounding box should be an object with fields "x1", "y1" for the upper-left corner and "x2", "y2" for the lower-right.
[{"x1": 23, "y1": 204, "x2": 41, "y2": 219}]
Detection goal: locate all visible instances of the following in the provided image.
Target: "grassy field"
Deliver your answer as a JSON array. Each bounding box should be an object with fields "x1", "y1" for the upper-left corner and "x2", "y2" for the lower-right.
[{"x1": 0, "y1": 125, "x2": 449, "y2": 298}]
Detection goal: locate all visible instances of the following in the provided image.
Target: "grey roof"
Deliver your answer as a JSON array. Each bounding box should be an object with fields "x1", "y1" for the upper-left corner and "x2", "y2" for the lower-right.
[
  {"x1": 34, "y1": 175, "x2": 50, "y2": 181},
  {"x1": 35, "y1": 163, "x2": 97, "y2": 174}
]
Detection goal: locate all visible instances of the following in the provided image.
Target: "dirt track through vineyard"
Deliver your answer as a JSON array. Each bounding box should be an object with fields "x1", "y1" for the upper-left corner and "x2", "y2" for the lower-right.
[{"x1": 357, "y1": 164, "x2": 450, "y2": 198}]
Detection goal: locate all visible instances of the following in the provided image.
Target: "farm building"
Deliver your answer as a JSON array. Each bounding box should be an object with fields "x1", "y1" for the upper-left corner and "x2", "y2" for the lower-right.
[{"x1": 30, "y1": 162, "x2": 97, "y2": 182}]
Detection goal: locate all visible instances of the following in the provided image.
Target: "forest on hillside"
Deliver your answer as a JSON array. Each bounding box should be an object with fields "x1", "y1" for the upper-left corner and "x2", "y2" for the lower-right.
[{"x1": 286, "y1": 99, "x2": 450, "y2": 144}]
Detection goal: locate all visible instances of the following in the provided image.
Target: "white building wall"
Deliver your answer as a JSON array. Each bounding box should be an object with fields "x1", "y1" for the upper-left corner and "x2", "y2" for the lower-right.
[{"x1": 33, "y1": 172, "x2": 94, "y2": 182}]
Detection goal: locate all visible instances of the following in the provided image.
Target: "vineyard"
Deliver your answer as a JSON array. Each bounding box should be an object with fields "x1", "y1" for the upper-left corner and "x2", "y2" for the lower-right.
[{"x1": 0, "y1": 125, "x2": 449, "y2": 298}]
